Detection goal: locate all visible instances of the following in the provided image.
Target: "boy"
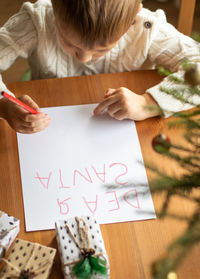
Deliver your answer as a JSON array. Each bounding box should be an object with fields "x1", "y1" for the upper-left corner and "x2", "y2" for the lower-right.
[{"x1": 0, "y1": 0, "x2": 199, "y2": 133}]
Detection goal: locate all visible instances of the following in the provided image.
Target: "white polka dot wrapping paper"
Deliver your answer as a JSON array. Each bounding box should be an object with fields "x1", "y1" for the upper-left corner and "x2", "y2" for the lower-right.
[
  {"x1": 0, "y1": 211, "x2": 20, "y2": 259},
  {"x1": 55, "y1": 216, "x2": 110, "y2": 279},
  {"x1": 0, "y1": 238, "x2": 56, "y2": 278}
]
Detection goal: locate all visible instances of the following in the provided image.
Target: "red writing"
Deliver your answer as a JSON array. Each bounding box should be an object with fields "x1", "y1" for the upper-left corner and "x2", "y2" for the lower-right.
[
  {"x1": 106, "y1": 191, "x2": 120, "y2": 211},
  {"x1": 83, "y1": 195, "x2": 98, "y2": 214},
  {"x1": 35, "y1": 162, "x2": 128, "y2": 189},
  {"x1": 123, "y1": 189, "x2": 140, "y2": 209},
  {"x1": 35, "y1": 171, "x2": 52, "y2": 189},
  {"x1": 56, "y1": 189, "x2": 140, "y2": 216},
  {"x1": 59, "y1": 169, "x2": 71, "y2": 189},
  {"x1": 57, "y1": 198, "x2": 71, "y2": 215},
  {"x1": 73, "y1": 168, "x2": 93, "y2": 186},
  {"x1": 109, "y1": 163, "x2": 128, "y2": 185}
]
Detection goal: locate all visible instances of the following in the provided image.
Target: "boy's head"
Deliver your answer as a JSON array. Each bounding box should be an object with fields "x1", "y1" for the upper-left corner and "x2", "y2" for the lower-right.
[{"x1": 52, "y1": 0, "x2": 142, "y2": 63}]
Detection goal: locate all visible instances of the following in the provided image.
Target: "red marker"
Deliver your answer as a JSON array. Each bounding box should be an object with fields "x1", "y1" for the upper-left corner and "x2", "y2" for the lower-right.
[{"x1": 1, "y1": 91, "x2": 38, "y2": 114}]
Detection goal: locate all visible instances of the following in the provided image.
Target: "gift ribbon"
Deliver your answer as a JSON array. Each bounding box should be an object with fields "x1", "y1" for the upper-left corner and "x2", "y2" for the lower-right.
[
  {"x1": 0, "y1": 225, "x2": 17, "y2": 238},
  {"x1": 0, "y1": 243, "x2": 7, "y2": 257},
  {"x1": 63, "y1": 216, "x2": 108, "y2": 279},
  {"x1": 0, "y1": 243, "x2": 51, "y2": 278},
  {"x1": 0, "y1": 225, "x2": 18, "y2": 257}
]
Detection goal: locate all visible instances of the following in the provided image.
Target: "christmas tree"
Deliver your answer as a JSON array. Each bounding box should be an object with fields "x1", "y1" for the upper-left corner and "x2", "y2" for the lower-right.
[{"x1": 150, "y1": 60, "x2": 200, "y2": 279}]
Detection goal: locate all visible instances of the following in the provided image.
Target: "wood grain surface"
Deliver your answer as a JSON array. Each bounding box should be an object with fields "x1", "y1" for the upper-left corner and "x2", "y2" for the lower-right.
[{"x1": 0, "y1": 70, "x2": 199, "y2": 279}]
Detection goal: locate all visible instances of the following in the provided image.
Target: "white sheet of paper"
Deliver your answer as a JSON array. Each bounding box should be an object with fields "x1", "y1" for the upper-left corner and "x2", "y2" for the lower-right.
[{"x1": 17, "y1": 104, "x2": 156, "y2": 231}]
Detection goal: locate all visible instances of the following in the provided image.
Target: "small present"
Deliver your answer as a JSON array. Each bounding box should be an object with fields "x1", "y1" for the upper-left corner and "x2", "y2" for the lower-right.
[
  {"x1": 0, "y1": 238, "x2": 56, "y2": 278},
  {"x1": 0, "y1": 211, "x2": 20, "y2": 258},
  {"x1": 55, "y1": 216, "x2": 110, "y2": 279}
]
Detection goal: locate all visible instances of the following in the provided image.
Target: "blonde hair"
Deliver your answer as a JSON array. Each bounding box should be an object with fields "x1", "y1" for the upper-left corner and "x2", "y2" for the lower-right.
[{"x1": 52, "y1": 0, "x2": 141, "y2": 47}]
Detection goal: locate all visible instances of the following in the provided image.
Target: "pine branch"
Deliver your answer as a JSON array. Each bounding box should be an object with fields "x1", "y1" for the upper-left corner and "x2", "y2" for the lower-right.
[
  {"x1": 173, "y1": 109, "x2": 200, "y2": 118},
  {"x1": 150, "y1": 46, "x2": 200, "y2": 279},
  {"x1": 159, "y1": 86, "x2": 197, "y2": 106},
  {"x1": 168, "y1": 75, "x2": 184, "y2": 84}
]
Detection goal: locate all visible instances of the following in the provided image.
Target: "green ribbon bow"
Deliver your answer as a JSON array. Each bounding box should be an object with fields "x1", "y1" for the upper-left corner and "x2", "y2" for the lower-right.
[{"x1": 72, "y1": 254, "x2": 107, "y2": 279}]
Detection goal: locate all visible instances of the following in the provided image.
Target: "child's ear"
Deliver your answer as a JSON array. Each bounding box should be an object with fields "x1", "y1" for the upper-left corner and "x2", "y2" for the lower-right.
[
  {"x1": 138, "y1": 3, "x2": 143, "y2": 13},
  {"x1": 132, "y1": 3, "x2": 143, "y2": 25}
]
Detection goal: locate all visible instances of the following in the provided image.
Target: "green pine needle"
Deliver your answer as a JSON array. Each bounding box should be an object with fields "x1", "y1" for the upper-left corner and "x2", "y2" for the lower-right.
[
  {"x1": 181, "y1": 58, "x2": 191, "y2": 71},
  {"x1": 158, "y1": 67, "x2": 172, "y2": 76},
  {"x1": 173, "y1": 110, "x2": 200, "y2": 118},
  {"x1": 168, "y1": 75, "x2": 184, "y2": 83},
  {"x1": 160, "y1": 86, "x2": 196, "y2": 106},
  {"x1": 149, "y1": 59, "x2": 200, "y2": 278},
  {"x1": 191, "y1": 32, "x2": 200, "y2": 42},
  {"x1": 20, "y1": 68, "x2": 31, "y2": 82}
]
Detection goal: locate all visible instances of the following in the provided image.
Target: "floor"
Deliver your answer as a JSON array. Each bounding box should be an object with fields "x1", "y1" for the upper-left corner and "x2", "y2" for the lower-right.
[{"x1": 0, "y1": 0, "x2": 199, "y2": 83}]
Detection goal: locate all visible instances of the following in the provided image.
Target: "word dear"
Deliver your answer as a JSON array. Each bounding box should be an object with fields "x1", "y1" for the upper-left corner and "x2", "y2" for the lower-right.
[{"x1": 57, "y1": 189, "x2": 140, "y2": 215}]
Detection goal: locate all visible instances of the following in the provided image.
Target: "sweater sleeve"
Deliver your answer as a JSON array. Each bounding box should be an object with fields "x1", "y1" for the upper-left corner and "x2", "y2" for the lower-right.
[
  {"x1": 146, "y1": 10, "x2": 200, "y2": 117},
  {"x1": 0, "y1": 8, "x2": 37, "y2": 99}
]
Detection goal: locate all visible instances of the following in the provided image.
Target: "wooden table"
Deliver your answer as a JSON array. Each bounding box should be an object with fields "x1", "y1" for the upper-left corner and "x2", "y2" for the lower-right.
[{"x1": 0, "y1": 70, "x2": 199, "y2": 279}]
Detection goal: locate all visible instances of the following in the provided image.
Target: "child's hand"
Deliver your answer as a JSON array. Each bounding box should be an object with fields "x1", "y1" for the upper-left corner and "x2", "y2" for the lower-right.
[
  {"x1": 93, "y1": 87, "x2": 161, "y2": 121},
  {"x1": 0, "y1": 95, "x2": 51, "y2": 133}
]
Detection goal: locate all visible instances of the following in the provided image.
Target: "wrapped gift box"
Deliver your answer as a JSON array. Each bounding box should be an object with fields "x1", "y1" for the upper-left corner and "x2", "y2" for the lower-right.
[
  {"x1": 0, "y1": 238, "x2": 56, "y2": 278},
  {"x1": 0, "y1": 211, "x2": 20, "y2": 258},
  {"x1": 55, "y1": 216, "x2": 110, "y2": 279}
]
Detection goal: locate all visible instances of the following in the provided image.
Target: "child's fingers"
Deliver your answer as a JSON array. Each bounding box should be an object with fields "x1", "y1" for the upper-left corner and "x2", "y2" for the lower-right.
[
  {"x1": 21, "y1": 117, "x2": 50, "y2": 128},
  {"x1": 19, "y1": 111, "x2": 50, "y2": 122},
  {"x1": 25, "y1": 112, "x2": 50, "y2": 122},
  {"x1": 17, "y1": 118, "x2": 50, "y2": 134},
  {"x1": 18, "y1": 95, "x2": 40, "y2": 112},
  {"x1": 112, "y1": 110, "x2": 126, "y2": 121},
  {"x1": 94, "y1": 95, "x2": 119, "y2": 115},
  {"x1": 107, "y1": 102, "x2": 121, "y2": 116},
  {"x1": 104, "y1": 88, "x2": 117, "y2": 97},
  {"x1": 21, "y1": 113, "x2": 50, "y2": 127},
  {"x1": 27, "y1": 113, "x2": 50, "y2": 121}
]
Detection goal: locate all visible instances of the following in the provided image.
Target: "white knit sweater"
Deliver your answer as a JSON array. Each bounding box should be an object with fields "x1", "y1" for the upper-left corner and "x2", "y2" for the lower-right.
[{"x1": 0, "y1": 0, "x2": 200, "y2": 116}]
